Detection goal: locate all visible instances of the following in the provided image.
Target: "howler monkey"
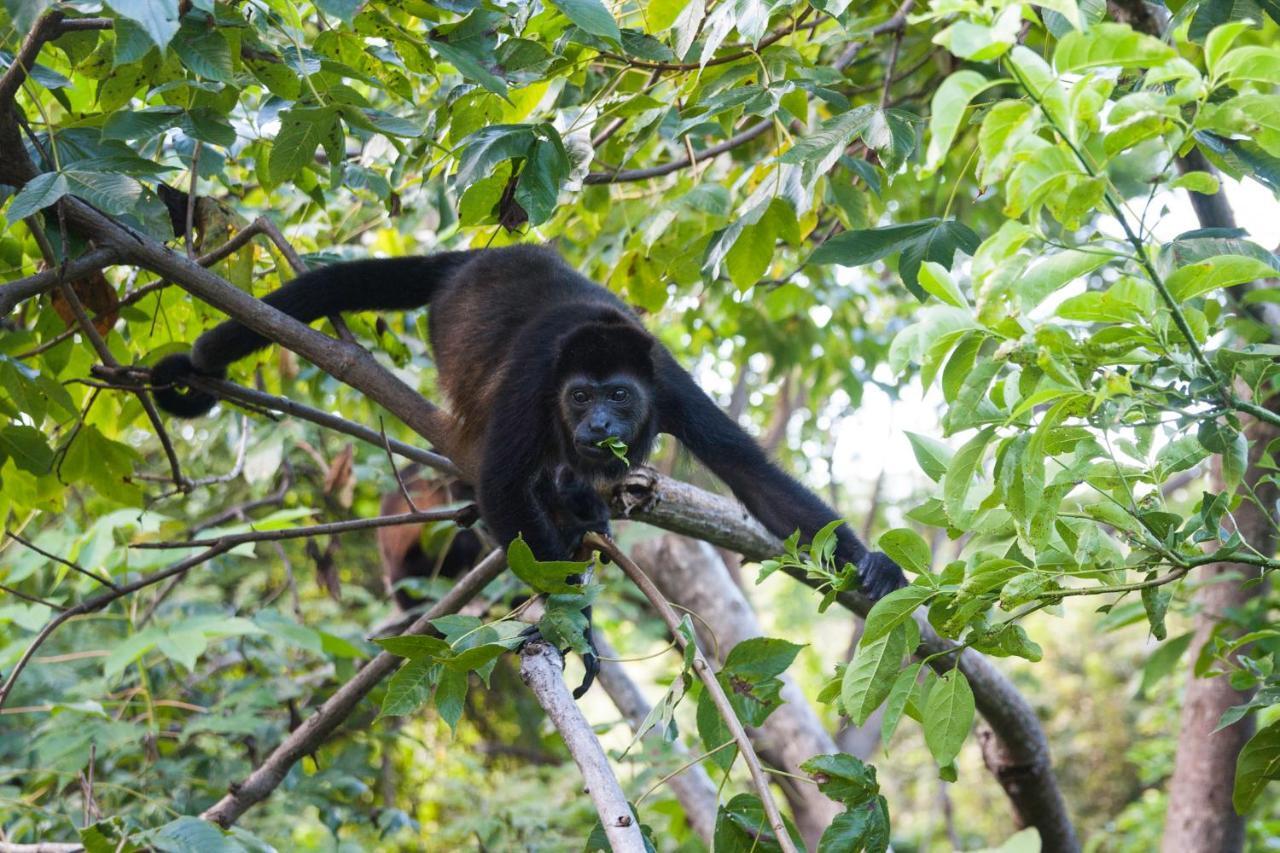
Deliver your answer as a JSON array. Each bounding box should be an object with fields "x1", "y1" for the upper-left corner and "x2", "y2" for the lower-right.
[
  {"x1": 376, "y1": 468, "x2": 484, "y2": 611},
  {"x1": 152, "y1": 246, "x2": 907, "y2": 687}
]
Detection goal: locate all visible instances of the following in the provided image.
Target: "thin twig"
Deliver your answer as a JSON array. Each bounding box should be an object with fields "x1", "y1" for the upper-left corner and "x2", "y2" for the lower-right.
[
  {"x1": 380, "y1": 417, "x2": 419, "y2": 512},
  {"x1": 133, "y1": 508, "x2": 474, "y2": 549},
  {"x1": 143, "y1": 369, "x2": 459, "y2": 477},
  {"x1": 586, "y1": 533, "x2": 797, "y2": 853},
  {"x1": 0, "y1": 543, "x2": 234, "y2": 710},
  {"x1": 0, "y1": 582, "x2": 64, "y2": 610},
  {"x1": 5, "y1": 531, "x2": 118, "y2": 590}
]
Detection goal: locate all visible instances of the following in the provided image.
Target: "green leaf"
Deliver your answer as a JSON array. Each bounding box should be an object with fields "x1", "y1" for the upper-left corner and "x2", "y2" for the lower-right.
[
  {"x1": 144, "y1": 817, "x2": 238, "y2": 853},
  {"x1": 842, "y1": 623, "x2": 908, "y2": 726},
  {"x1": 0, "y1": 425, "x2": 54, "y2": 475},
  {"x1": 923, "y1": 71, "x2": 1001, "y2": 176},
  {"x1": 1167, "y1": 254, "x2": 1277, "y2": 301},
  {"x1": 816, "y1": 799, "x2": 891, "y2": 853},
  {"x1": 810, "y1": 218, "x2": 979, "y2": 299},
  {"x1": 918, "y1": 261, "x2": 967, "y2": 308},
  {"x1": 434, "y1": 666, "x2": 468, "y2": 734},
  {"x1": 780, "y1": 106, "x2": 875, "y2": 182},
  {"x1": 943, "y1": 427, "x2": 996, "y2": 527},
  {"x1": 1171, "y1": 171, "x2": 1222, "y2": 195},
  {"x1": 381, "y1": 658, "x2": 439, "y2": 717},
  {"x1": 1155, "y1": 435, "x2": 1209, "y2": 477},
  {"x1": 455, "y1": 124, "x2": 536, "y2": 192},
  {"x1": 374, "y1": 634, "x2": 452, "y2": 660},
  {"x1": 549, "y1": 0, "x2": 621, "y2": 42},
  {"x1": 1234, "y1": 719, "x2": 1280, "y2": 814},
  {"x1": 863, "y1": 584, "x2": 933, "y2": 644},
  {"x1": 923, "y1": 669, "x2": 975, "y2": 767},
  {"x1": 876, "y1": 529, "x2": 932, "y2": 577},
  {"x1": 507, "y1": 537, "x2": 588, "y2": 594},
  {"x1": 800, "y1": 753, "x2": 880, "y2": 806},
  {"x1": 1015, "y1": 249, "x2": 1113, "y2": 312},
  {"x1": 696, "y1": 687, "x2": 737, "y2": 772},
  {"x1": 63, "y1": 170, "x2": 141, "y2": 215},
  {"x1": 268, "y1": 106, "x2": 339, "y2": 184},
  {"x1": 430, "y1": 38, "x2": 510, "y2": 98},
  {"x1": 105, "y1": 0, "x2": 179, "y2": 50},
  {"x1": 6, "y1": 172, "x2": 69, "y2": 220},
  {"x1": 1141, "y1": 581, "x2": 1171, "y2": 641},
  {"x1": 906, "y1": 432, "x2": 954, "y2": 481},
  {"x1": 1140, "y1": 632, "x2": 1193, "y2": 695},
  {"x1": 1053, "y1": 23, "x2": 1176, "y2": 72},
  {"x1": 714, "y1": 793, "x2": 805, "y2": 852},
  {"x1": 723, "y1": 637, "x2": 805, "y2": 680},
  {"x1": 880, "y1": 663, "x2": 922, "y2": 749},
  {"x1": 173, "y1": 17, "x2": 235, "y2": 82}
]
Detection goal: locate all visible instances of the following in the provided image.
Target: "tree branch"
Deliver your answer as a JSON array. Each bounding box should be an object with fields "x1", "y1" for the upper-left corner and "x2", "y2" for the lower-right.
[
  {"x1": 0, "y1": 543, "x2": 235, "y2": 710},
  {"x1": 0, "y1": 247, "x2": 121, "y2": 315},
  {"x1": 201, "y1": 548, "x2": 507, "y2": 827},
  {"x1": 593, "y1": 632, "x2": 718, "y2": 844},
  {"x1": 518, "y1": 642, "x2": 645, "y2": 851},
  {"x1": 615, "y1": 469, "x2": 1079, "y2": 852},
  {"x1": 587, "y1": 533, "x2": 799, "y2": 853},
  {"x1": 132, "y1": 507, "x2": 474, "y2": 549}
]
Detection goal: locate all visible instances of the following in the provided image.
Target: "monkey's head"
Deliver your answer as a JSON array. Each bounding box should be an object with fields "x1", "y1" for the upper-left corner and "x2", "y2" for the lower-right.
[{"x1": 555, "y1": 321, "x2": 657, "y2": 476}]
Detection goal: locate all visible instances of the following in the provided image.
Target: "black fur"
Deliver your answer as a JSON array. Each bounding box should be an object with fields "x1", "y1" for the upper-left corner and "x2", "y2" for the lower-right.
[{"x1": 153, "y1": 245, "x2": 908, "y2": 695}]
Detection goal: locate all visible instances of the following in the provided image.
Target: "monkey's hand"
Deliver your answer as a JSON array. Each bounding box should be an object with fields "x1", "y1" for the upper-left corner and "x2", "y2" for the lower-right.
[{"x1": 856, "y1": 551, "x2": 908, "y2": 600}]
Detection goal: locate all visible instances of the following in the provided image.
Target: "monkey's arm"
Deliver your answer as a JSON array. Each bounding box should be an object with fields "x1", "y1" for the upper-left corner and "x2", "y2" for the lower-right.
[{"x1": 654, "y1": 352, "x2": 906, "y2": 598}]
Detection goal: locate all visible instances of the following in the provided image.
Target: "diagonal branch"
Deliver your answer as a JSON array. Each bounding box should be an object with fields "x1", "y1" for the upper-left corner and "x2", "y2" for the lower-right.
[
  {"x1": 519, "y1": 642, "x2": 645, "y2": 851},
  {"x1": 588, "y1": 532, "x2": 799, "y2": 853},
  {"x1": 201, "y1": 547, "x2": 507, "y2": 827}
]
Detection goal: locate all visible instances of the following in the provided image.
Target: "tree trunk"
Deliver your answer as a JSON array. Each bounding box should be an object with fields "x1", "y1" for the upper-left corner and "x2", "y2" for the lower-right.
[{"x1": 1162, "y1": 402, "x2": 1279, "y2": 853}]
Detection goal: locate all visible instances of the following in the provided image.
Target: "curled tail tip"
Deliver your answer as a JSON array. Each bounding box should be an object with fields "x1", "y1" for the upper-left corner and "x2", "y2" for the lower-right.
[{"x1": 151, "y1": 352, "x2": 219, "y2": 418}]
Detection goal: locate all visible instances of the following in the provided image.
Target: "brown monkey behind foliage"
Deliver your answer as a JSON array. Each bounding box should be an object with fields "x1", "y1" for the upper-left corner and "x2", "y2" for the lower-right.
[{"x1": 377, "y1": 466, "x2": 483, "y2": 611}]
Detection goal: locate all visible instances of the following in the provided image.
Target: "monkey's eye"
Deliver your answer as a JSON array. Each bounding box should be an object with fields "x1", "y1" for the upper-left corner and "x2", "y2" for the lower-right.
[
  {"x1": 609, "y1": 388, "x2": 629, "y2": 403},
  {"x1": 571, "y1": 390, "x2": 590, "y2": 405}
]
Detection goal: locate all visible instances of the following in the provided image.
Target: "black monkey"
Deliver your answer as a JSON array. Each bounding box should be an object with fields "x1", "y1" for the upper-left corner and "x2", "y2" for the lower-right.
[{"x1": 152, "y1": 246, "x2": 908, "y2": 688}]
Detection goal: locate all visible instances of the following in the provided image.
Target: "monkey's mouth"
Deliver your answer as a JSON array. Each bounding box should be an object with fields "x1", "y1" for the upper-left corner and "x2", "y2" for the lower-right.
[{"x1": 574, "y1": 442, "x2": 613, "y2": 462}]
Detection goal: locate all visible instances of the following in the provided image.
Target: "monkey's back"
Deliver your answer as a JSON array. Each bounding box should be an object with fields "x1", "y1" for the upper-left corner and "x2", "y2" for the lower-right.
[{"x1": 427, "y1": 245, "x2": 631, "y2": 455}]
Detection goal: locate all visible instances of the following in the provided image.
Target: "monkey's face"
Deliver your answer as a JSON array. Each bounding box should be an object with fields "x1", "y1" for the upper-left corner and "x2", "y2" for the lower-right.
[{"x1": 559, "y1": 371, "x2": 652, "y2": 472}]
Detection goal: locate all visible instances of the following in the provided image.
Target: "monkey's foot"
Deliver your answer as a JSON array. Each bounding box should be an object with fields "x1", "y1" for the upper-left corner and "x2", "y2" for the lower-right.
[
  {"x1": 517, "y1": 622, "x2": 599, "y2": 699},
  {"x1": 856, "y1": 551, "x2": 908, "y2": 600}
]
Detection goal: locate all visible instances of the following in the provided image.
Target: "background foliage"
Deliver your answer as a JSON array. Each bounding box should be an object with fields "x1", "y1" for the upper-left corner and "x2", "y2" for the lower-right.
[{"x1": 1, "y1": 0, "x2": 1279, "y2": 849}]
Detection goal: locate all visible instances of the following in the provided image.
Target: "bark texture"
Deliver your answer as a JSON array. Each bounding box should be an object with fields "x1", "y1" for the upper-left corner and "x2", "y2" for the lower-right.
[{"x1": 1162, "y1": 405, "x2": 1279, "y2": 853}]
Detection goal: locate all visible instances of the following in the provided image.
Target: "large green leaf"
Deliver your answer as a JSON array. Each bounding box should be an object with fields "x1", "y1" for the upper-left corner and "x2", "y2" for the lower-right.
[
  {"x1": 5, "y1": 171, "x2": 68, "y2": 220},
  {"x1": 268, "y1": 106, "x2": 339, "y2": 184},
  {"x1": 842, "y1": 623, "x2": 908, "y2": 726},
  {"x1": 923, "y1": 71, "x2": 1002, "y2": 176},
  {"x1": 923, "y1": 669, "x2": 975, "y2": 767},
  {"x1": 549, "y1": 0, "x2": 621, "y2": 41},
  {"x1": 1234, "y1": 719, "x2": 1280, "y2": 813},
  {"x1": 1167, "y1": 254, "x2": 1276, "y2": 301},
  {"x1": 1053, "y1": 23, "x2": 1176, "y2": 72},
  {"x1": 105, "y1": 0, "x2": 179, "y2": 49}
]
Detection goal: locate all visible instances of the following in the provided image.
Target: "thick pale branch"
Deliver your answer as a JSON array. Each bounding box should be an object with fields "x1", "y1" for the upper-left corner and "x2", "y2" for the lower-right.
[{"x1": 519, "y1": 642, "x2": 645, "y2": 852}]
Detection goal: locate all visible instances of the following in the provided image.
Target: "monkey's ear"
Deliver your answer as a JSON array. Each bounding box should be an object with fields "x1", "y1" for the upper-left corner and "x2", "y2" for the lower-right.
[{"x1": 556, "y1": 321, "x2": 656, "y2": 378}]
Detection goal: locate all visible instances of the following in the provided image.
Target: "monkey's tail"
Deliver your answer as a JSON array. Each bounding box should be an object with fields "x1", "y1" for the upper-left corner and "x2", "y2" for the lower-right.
[{"x1": 152, "y1": 251, "x2": 474, "y2": 417}]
